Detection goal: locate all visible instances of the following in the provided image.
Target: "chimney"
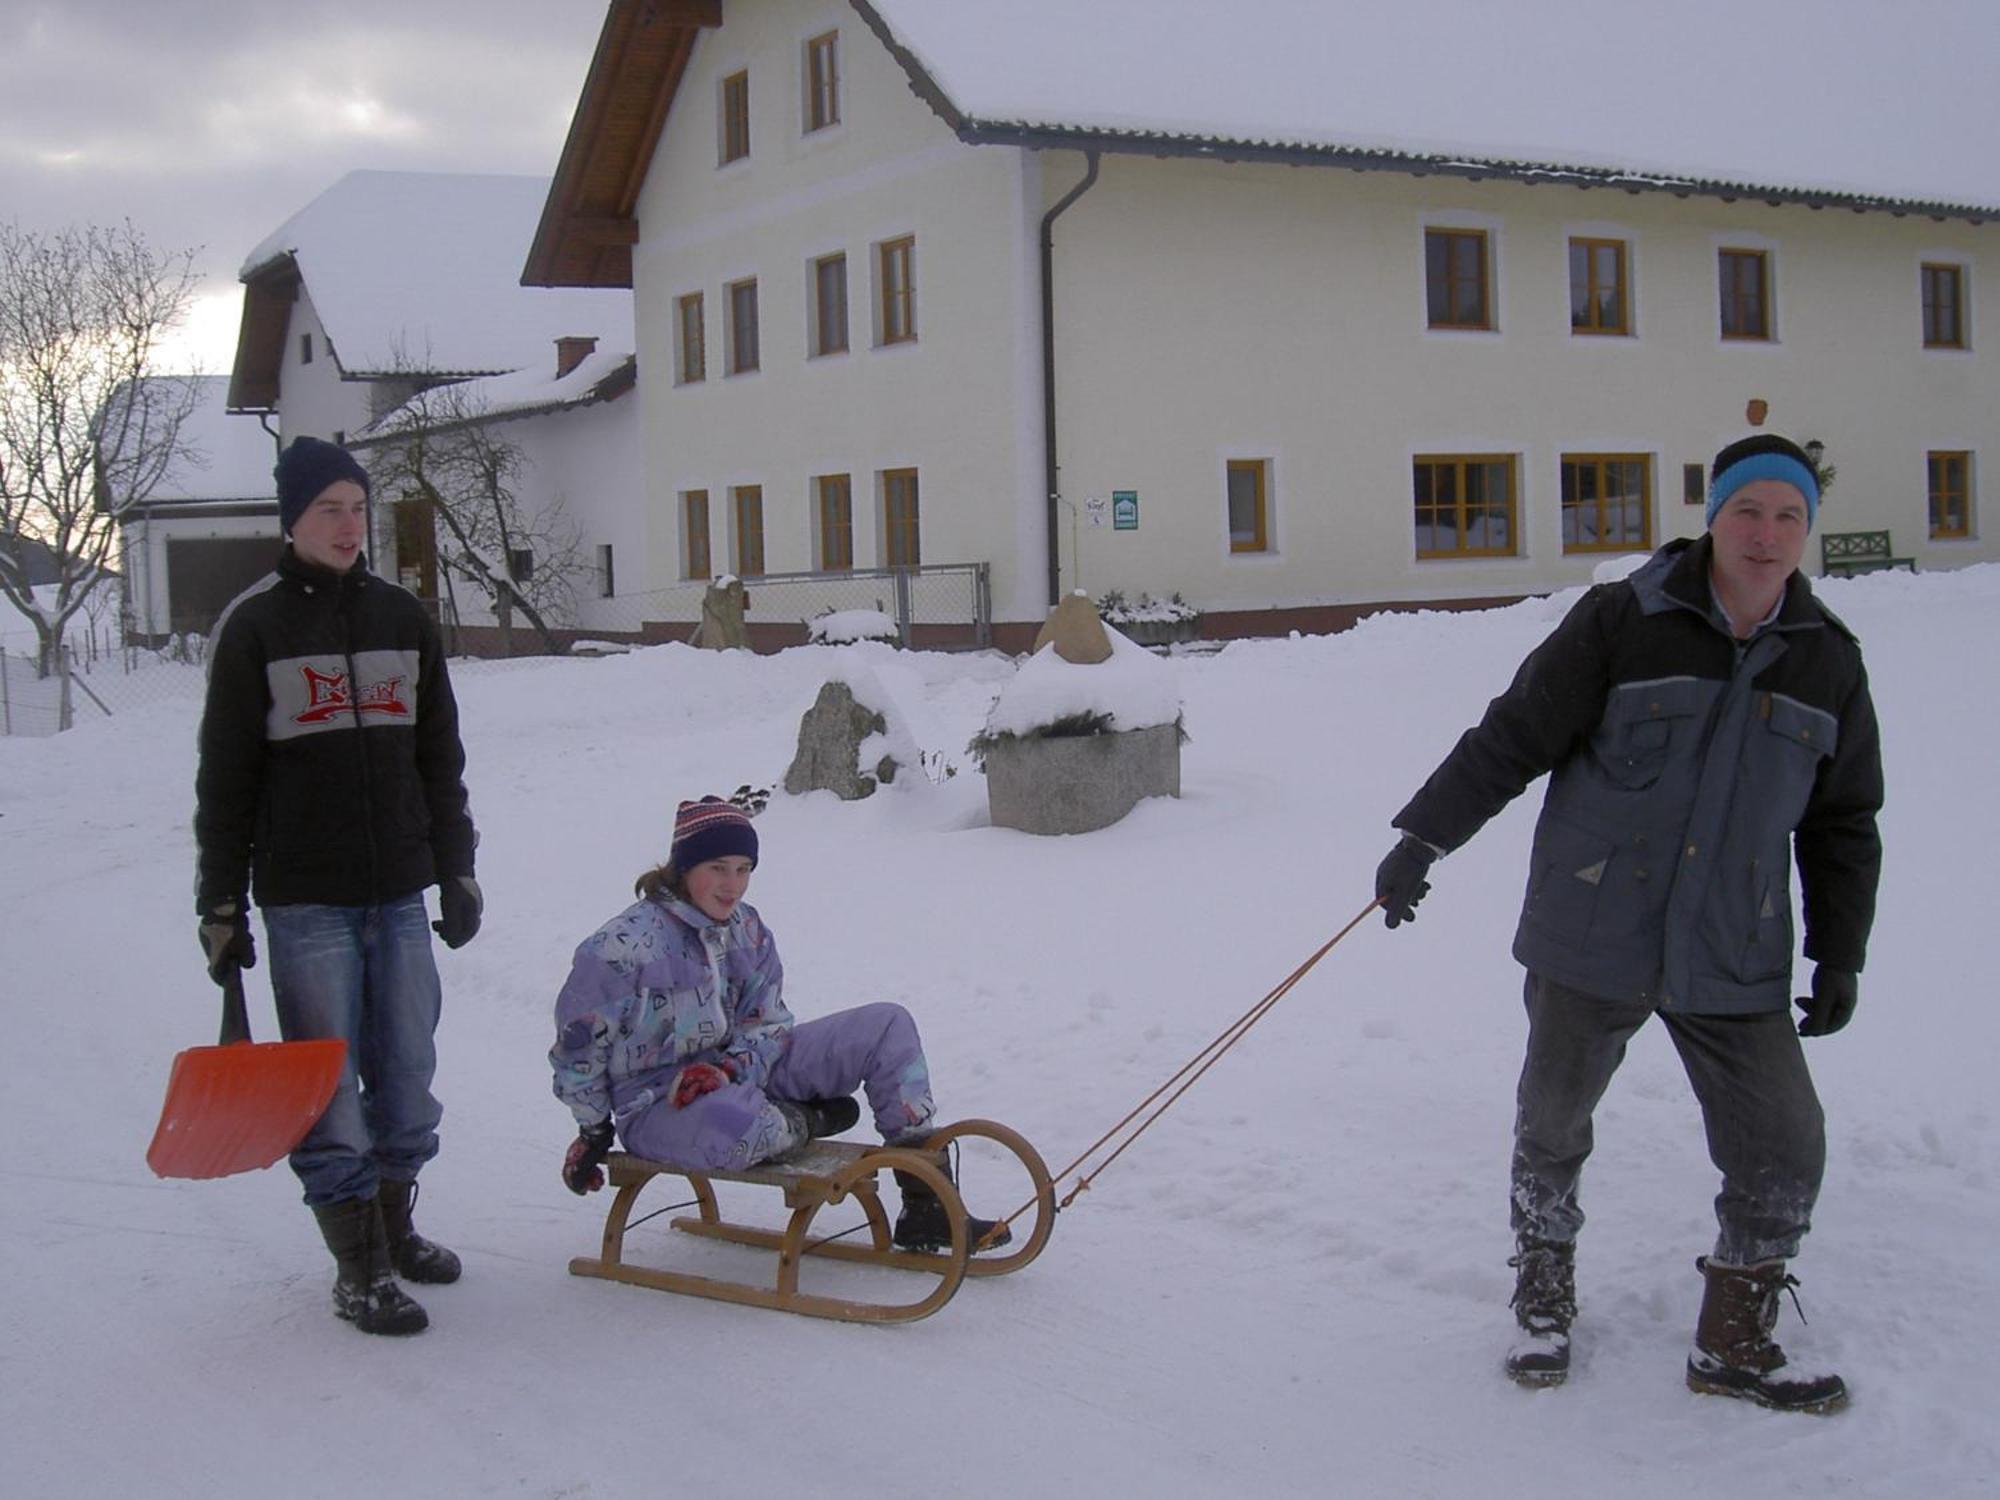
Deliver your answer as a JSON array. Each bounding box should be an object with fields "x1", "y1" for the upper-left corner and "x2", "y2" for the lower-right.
[{"x1": 555, "y1": 335, "x2": 598, "y2": 378}]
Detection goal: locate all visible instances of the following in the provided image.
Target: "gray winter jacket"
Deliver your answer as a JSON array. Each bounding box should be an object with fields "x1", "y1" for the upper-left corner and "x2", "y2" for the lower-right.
[{"x1": 1395, "y1": 537, "x2": 1882, "y2": 1015}]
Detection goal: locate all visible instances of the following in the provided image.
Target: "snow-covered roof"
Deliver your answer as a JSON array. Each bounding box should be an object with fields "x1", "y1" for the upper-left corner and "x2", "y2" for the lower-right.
[
  {"x1": 99, "y1": 376, "x2": 275, "y2": 503},
  {"x1": 868, "y1": 0, "x2": 2000, "y2": 216},
  {"x1": 241, "y1": 170, "x2": 635, "y2": 377},
  {"x1": 350, "y1": 345, "x2": 636, "y2": 445}
]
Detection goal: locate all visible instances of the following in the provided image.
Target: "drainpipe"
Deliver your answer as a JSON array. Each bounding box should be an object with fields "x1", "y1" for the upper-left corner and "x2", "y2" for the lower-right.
[{"x1": 1040, "y1": 149, "x2": 1100, "y2": 608}]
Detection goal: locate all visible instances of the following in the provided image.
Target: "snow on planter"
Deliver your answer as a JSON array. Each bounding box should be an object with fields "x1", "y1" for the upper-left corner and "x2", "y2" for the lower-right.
[{"x1": 974, "y1": 626, "x2": 1184, "y2": 835}]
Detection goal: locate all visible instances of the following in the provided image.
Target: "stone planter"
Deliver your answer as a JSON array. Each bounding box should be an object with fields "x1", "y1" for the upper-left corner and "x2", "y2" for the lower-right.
[
  {"x1": 983, "y1": 722, "x2": 1181, "y2": 835},
  {"x1": 1106, "y1": 616, "x2": 1201, "y2": 648}
]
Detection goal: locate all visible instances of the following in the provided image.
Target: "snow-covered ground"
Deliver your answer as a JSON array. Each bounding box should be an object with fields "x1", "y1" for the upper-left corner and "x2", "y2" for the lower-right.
[{"x1": 5, "y1": 564, "x2": 1996, "y2": 1498}]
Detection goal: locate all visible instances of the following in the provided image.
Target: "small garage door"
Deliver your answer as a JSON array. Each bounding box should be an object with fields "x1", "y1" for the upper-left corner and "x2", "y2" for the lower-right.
[{"x1": 167, "y1": 537, "x2": 281, "y2": 635}]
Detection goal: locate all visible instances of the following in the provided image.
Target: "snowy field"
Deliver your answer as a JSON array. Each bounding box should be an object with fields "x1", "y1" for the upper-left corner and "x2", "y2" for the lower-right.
[{"x1": 4, "y1": 564, "x2": 1996, "y2": 1499}]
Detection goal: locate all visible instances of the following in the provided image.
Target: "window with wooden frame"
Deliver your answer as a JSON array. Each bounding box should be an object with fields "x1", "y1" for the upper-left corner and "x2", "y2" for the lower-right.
[
  {"x1": 1718, "y1": 249, "x2": 1771, "y2": 340},
  {"x1": 1568, "y1": 237, "x2": 1630, "y2": 335},
  {"x1": 1425, "y1": 228, "x2": 1491, "y2": 330},
  {"x1": 732, "y1": 485, "x2": 765, "y2": 576},
  {"x1": 882, "y1": 467, "x2": 920, "y2": 567},
  {"x1": 877, "y1": 236, "x2": 916, "y2": 346},
  {"x1": 682, "y1": 490, "x2": 712, "y2": 580},
  {"x1": 1923, "y1": 262, "x2": 1966, "y2": 349},
  {"x1": 804, "y1": 31, "x2": 840, "y2": 133},
  {"x1": 1929, "y1": 450, "x2": 1972, "y2": 539},
  {"x1": 810, "y1": 252, "x2": 848, "y2": 357},
  {"x1": 675, "y1": 293, "x2": 705, "y2": 384},
  {"x1": 816, "y1": 473, "x2": 854, "y2": 570},
  {"x1": 1413, "y1": 455, "x2": 1518, "y2": 558},
  {"x1": 727, "y1": 278, "x2": 759, "y2": 374},
  {"x1": 1561, "y1": 454, "x2": 1653, "y2": 552},
  {"x1": 1226, "y1": 459, "x2": 1271, "y2": 553},
  {"x1": 720, "y1": 70, "x2": 750, "y2": 165}
]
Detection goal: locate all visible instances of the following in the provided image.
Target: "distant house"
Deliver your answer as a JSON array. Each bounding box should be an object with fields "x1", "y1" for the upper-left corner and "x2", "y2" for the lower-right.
[
  {"x1": 525, "y1": 0, "x2": 1997, "y2": 648},
  {"x1": 350, "y1": 337, "x2": 641, "y2": 643},
  {"x1": 228, "y1": 170, "x2": 637, "y2": 642},
  {"x1": 112, "y1": 375, "x2": 280, "y2": 642}
]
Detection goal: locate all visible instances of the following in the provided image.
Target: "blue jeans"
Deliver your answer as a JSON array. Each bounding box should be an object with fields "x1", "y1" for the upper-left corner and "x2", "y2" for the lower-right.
[{"x1": 264, "y1": 895, "x2": 444, "y2": 1206}]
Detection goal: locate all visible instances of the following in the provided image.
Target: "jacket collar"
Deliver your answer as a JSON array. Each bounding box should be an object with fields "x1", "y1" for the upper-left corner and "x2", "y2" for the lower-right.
[
  {"x1": 1636, "y1": 534, "x2": 1822, "y2": 633},
  {"x1": 278, "y1": 544, "x2": 371, "y2": 593}
]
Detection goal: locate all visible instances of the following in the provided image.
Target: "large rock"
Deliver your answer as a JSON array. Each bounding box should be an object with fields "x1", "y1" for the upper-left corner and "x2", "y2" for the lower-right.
[
  {"x1": 783, "y1": 680, "x2": 901, "y2": 800},
  {"x1": 689, "y1": 577, "x2": 749, "y2": 649},
  {"x1": 984, "y1": 722, "x2": 1180, "y2": 835},
  {"x1": 1031, "y1": 592, "x2": 1112, "y2": 664}
]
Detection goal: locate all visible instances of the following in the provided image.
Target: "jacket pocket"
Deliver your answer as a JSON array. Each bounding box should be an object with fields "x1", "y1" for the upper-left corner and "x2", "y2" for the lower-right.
[
  {"x1": 1522, "y1": 817, "x2": 1615, "y2": 946},
  {"x1": 1596, "y1": 677, "x2": 1703, "y2": 790},
  {"x1": 1737, "y1": 857, "x2": 1795, "y2": 983}
]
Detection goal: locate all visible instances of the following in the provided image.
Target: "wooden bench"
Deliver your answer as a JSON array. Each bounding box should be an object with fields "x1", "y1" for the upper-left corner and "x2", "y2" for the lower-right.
[
  {"x1": 1820, "y1": 530, "x2": 1916, "y2": 577},
  {"x1": 568, "y1": 1120, "x2": 1055, "y2": 1323}
]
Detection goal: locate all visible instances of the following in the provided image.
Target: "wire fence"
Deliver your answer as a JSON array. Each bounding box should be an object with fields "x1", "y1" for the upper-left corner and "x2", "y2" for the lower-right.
[
  {"x1": 0, "y1": 639, "x2": 211, "y2": 736},
  {"x1": 452, "y1": 561, "x2": 993, "y2": 653}
]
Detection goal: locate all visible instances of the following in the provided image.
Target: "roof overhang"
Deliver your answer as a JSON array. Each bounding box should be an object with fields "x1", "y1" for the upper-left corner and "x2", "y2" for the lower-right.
[
  {"x1": 227, "y1": 255, "x2": 301, "y2": 412},
  {"x1": 523, "y1": 0, "x2": 722, "y2": 289}
]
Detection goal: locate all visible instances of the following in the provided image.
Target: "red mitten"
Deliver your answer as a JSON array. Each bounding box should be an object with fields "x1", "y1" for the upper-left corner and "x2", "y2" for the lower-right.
[{"x1": 671, "y1": 1062, "x2": 730, "y2": 1108}]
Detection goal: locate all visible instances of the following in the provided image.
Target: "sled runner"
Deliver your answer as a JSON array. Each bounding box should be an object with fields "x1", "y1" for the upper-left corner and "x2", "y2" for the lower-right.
[{"x1": 569, "y1": 1119, "x2": 1055, "y2": 1323}]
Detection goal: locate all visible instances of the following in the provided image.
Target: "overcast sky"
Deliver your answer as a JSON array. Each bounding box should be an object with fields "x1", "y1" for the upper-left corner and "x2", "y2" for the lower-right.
[
  {"x1": 1, "y1": 0, "x2": 607, "y2": 373},
  {"x1": 7, "y1": 1, "x2": 1997, "y2": 378}
]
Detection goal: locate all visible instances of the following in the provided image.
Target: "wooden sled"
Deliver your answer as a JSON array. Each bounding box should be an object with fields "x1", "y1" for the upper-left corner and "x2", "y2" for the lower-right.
[{"x1": 569, "y1": 1118, "x2": 1056, "y2": 1323}]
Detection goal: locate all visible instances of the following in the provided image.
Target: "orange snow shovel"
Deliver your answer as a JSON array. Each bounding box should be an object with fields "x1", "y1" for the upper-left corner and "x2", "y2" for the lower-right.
[{"x1": 146, "y1": 969, "x2": 346, "y2": 1180}]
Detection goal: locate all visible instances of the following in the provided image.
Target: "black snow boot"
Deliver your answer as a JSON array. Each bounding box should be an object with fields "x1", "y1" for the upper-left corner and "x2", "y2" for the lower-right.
[
  {"x1": 795, "y1": 1096, "x2": 861, "y2": 1139},
  {"x1": 1505, "y1": 1236, "x2": 1577, "y2": 1387},
  {"x1": 889, "y1": 1145, "x2": 1012, "y2": 1255},
  {"x1": 311, "y1": 1197, "x2": 429, "y2": 1336},
  {"x1": 1685, "y1": 1256, "x2": 1847, "y2": 1413},
  {"x1": 377, "y1": 1178, "x2": 461, "y2": 1285}
]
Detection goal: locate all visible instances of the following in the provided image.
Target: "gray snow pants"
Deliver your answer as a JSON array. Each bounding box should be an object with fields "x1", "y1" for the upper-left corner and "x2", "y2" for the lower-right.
[{"x1": 1510, "y1": 972, "x2": 1826, "y2": 1266}]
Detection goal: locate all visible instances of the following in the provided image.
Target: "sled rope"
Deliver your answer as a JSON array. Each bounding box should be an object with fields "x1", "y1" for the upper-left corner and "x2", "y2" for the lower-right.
[{"x1": 978, "y1": 898, "x2": 1381, "y2": 1248}]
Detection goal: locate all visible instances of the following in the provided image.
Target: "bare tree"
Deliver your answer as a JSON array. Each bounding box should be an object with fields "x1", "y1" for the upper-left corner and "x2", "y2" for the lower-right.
[
  {"x1": 363, "y1": 378, "x2": 585, "y2": 656},
  {"x1": 0, "y1": 221, "x2": 204, "y2": 675}
]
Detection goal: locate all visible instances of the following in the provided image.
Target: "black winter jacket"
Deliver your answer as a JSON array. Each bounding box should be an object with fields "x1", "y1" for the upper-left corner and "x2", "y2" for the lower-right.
[
  {"x1": 194, "y1": 547, "x2": 476, "y2": 913},
  {"x1": 1395, "y1": 537, "x2": 1882, "y2": 1014}
]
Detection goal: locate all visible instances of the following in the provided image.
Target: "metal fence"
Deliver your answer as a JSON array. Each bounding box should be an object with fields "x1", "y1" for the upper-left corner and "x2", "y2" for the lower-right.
[
  {"x1": 0, "y1": 640, "x2": 208, "y2": 736},
  {"x1": 447, "y1": 560, "x2": 993, "y2": 653}
]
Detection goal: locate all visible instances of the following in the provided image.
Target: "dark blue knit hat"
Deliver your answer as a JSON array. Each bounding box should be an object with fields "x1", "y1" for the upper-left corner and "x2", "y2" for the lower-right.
[
  {"x1": 275, "y1": 436, "x2": 370, "y2": 534},
  {"x1": 1707, "y1": 433, "x2": 1820, "y2": 527},
  {"x1": 670, "y1": 796, "x2": 759, "y2": 872}
]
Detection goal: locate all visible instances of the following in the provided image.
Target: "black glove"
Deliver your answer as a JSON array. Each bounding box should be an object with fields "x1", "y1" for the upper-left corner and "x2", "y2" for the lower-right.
[
  {"x1": 197, "y1": 901, "x2": 256, "y2": 984},
  {"x1": 1796, "y1": 966, "x2": 1858, "y2": 1037},
  {"x1": 432, "y1": 875, "x2": 483, "y2": 950},
  {"x1": 1374, "y1": 834, "x2": 1437, "y2": 929},
  {"x1": 563, "y1": 1122, "x2": 616, "y2": 1195}
]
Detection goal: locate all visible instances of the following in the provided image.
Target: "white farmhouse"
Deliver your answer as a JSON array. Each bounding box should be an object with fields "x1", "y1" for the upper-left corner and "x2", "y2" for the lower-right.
[
  {"x1": 524, "y1": 0, "x2": 1997, "y2": 651},
  {"x1": 227, "y1": 170, "x2": 636, "y2": 648}
]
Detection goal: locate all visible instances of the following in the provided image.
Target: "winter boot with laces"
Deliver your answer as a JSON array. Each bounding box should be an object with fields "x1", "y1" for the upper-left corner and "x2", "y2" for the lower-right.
[
  {"x1": 1505, "y1": 1236, "x2": 1577, "y2": 1387},
  {"x1": 377, "y1": 1178, "x2": 461, "y2": 1285},
  {"x1": 889, "y1": 1143, "x2": 1012, "y2": 1255},
  {"x1": 311, "y1": 1197, "x2": 429, "y2": 1336},
  {"x1": 1685, "y1": 1256, "x2": 1848, "y2": 1413}
]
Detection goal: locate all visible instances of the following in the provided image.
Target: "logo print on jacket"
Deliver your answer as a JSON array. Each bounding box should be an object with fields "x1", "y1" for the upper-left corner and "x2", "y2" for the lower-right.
[{"x1": 294, "y1": 664, "x2": 412, "y2": 725}]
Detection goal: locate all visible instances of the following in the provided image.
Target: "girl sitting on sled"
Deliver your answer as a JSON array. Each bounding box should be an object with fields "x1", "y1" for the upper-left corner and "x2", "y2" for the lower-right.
[{"x1": 550, "y1": 795, "x2": 1008, "y2": 1252}]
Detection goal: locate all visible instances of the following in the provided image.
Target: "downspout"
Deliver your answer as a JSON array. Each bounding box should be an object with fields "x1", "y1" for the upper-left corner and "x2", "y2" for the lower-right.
[{"x1": 1040, "y1": 149, "x2": 1100, "y2": 607}]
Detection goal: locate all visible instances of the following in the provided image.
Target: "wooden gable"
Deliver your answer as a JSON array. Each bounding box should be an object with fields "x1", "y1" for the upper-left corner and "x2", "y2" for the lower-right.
[{"x1": 522, "y1": 0, "x2": 723, "y2": 289}]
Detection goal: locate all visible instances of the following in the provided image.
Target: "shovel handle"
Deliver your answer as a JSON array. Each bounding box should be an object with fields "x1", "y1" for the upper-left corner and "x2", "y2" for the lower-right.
[{"x1": 220, "y1": 968, "x2": 253, "y2": 1046}]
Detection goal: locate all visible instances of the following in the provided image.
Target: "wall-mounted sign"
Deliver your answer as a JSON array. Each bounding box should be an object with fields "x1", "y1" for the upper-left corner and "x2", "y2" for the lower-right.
[{"x1": 1112, "y1": 490, "x2": 1138, "y2": 530}]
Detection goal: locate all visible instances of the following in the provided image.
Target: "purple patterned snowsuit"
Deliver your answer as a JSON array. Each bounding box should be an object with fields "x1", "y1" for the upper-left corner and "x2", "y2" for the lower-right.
[{"x1": 550, "y1": 893, "x2": 935, "y2": 1170}]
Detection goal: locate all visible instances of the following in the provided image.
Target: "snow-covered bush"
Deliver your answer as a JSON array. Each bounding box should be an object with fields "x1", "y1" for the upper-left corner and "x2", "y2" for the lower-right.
[
  {"x1": 1095, "y1": 589, "x2": 1199, "y2": 625},
  {"x1": 807, "y1": 607, "x2": 901, "y2": 646},
  {"x1": 968, "y1": 626, "x2": 1185, "y2": 768}
]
